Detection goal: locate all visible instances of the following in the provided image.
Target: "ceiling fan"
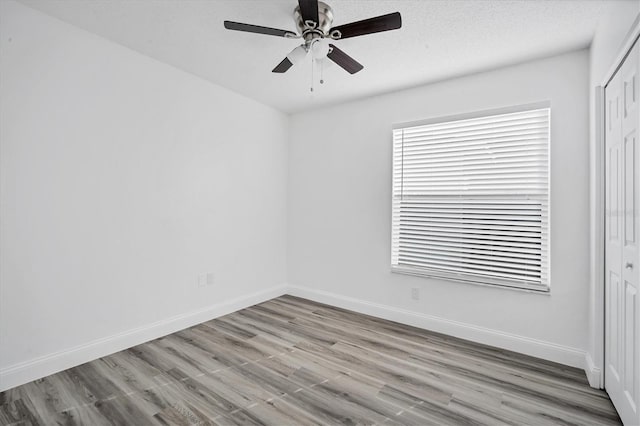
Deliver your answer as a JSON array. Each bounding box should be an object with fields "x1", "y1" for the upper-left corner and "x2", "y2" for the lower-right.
[{"x1": 223, "y1": 0, "x2": 402, "y2": 75}]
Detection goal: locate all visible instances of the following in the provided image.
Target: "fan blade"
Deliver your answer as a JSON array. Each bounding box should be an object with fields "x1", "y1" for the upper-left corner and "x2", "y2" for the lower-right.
[
  {"x1": 272, "y1": 58, "x2": 294, "y2": 73},
  {"x1": 298, "y1": 0, "x2": 319, "y2": 26},
  {"x1": 224, "y1": 21, "x2": 297, "y2": 38},
  {"x1": 329, "y1": 12, "x2": 401, "y2": 39},
  {"x1": 327, "y1": 44, "x2": 363, "y2": 74}
]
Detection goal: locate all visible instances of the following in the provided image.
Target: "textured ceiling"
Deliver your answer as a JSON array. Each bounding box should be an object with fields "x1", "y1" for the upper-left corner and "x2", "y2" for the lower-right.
[{"x1": 17, "y1": 0, "x2": 625, "y2": 113}]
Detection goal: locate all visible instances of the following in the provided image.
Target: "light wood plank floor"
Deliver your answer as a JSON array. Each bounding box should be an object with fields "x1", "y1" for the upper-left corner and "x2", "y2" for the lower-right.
[{"x1": 0, "y1": 295, "x2": 621, "y2": 425}]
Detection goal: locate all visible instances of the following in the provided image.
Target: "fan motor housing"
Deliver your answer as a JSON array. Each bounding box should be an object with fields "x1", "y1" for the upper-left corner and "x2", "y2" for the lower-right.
[{"x1": 294, "y1": 1, "x2": 334, "y2": 39}]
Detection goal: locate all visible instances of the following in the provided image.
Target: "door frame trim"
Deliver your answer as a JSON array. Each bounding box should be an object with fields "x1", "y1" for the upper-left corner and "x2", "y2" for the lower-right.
[
  {"x1": 595, "y1": 14, "x2": 640, "y2": 389},
  {"x1": 602, "y1": 17, "x2": 640, "y2": 87},
  {"x1": 593, "y1": 84, "x2": 605, "y2": 389}
]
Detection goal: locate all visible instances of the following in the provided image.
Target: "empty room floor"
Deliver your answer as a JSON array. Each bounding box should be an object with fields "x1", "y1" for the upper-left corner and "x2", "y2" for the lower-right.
[{"x1": 0, "y1": 296, "x2": 620, "y2": 425}]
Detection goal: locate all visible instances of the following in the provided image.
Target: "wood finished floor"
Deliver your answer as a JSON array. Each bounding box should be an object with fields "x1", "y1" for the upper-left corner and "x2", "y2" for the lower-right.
[{"x1": 0, "y1": 295, "x2": 621, "y2": 426}]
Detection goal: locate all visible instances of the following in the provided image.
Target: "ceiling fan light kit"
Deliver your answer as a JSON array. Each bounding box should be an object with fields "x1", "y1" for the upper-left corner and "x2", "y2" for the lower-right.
[
  {"x1": 287, "y1": 45, "x2": 308, "y2": 65},
  {"x1": 223, "y1": 0, "x2": 402, "y2": 83}
]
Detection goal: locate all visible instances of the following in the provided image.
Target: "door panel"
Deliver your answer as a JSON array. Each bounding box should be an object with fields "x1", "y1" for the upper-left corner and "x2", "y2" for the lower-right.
[
  {"x1": 609, "y1": 271, "x2": 621, "y2": 381},
  {"x1": 624, "y1": 282, "x2": 637, "y2": 408},
  {"x1": 605, "y1": 39, "x2": 640, "y2": 426},
  {"x1": 624, "y1": 134, "x2": 635, "y2": 244},
  {"x1": 611, "y1": 145, "x2": 621, "y2": 240}
]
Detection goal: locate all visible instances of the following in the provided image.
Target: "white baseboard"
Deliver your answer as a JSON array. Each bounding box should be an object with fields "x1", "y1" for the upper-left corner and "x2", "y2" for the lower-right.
[
  {"x1": 0, "y1": 284, "x2": 288, "y2": 392},
  {"x1": 584, "y1": 352, "x2": 603, "y2": 389},
  {"x1": 286, "y1": 285, "x2": 589, "y2": 372}
]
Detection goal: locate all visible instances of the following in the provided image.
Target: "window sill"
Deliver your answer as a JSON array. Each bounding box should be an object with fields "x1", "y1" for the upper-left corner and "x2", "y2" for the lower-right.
[{"x1": 390, "y1": 266, "x2": 550, "y2": 295}]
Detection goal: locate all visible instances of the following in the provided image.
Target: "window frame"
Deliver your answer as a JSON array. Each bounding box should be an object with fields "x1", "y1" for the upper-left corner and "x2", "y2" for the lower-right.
[{"x1": 390, "y1": 102, "x2": 551, "y2": 293}]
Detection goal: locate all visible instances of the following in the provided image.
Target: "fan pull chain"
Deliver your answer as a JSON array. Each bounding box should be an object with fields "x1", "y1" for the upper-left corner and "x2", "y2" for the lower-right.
[
  {"x1": 310, "y1": 55, "x2": 314, "y2": 93},
  {"x1": 320, "y1": 60, "x2": 324, "y2": 84}
]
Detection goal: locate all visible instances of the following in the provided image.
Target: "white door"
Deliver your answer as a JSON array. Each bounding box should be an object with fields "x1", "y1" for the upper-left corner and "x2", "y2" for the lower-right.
[{"x1": 605, "y1": 39, "x2": 640, "y2": 426}]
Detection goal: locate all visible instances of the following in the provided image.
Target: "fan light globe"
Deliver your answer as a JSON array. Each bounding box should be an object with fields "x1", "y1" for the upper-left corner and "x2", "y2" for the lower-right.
[
  {"x1": 311, "y1": 39, "x2": 330, "y2": 59},
  {"x1": 287, "y1": 45, "x2": 308, "y2": 64}
]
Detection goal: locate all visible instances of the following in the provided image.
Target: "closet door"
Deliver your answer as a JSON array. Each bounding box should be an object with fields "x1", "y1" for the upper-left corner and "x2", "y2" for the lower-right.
[{"x1": 605, "y1": 40, "x2": 640, "y2": 426}]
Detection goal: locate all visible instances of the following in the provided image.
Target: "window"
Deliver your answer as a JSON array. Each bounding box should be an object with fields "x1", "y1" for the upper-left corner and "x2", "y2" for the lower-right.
[{"x1": 391, "y1": 106, "x2": 550, "y2": 291}]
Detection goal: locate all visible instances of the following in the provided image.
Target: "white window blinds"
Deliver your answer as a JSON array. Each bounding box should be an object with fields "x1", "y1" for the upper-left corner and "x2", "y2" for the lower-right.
[{"x1": 391, "y1": 107, "x2": 550, "y2": 291}]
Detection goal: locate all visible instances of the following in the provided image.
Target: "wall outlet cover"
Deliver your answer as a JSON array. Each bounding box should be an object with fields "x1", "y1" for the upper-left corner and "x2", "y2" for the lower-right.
[{"x1": 411, "y1": 288, "x2": 420, "y2": 300}]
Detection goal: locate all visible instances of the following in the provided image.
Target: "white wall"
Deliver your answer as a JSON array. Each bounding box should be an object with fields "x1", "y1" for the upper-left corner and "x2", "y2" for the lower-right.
[
  {"x1": 0, "y1": 0, "x2": 288, "y2": 390},
  {"x1": 288, "y1": 50, "x2": 590, "y2": 368},
  {"x1": 587, "y1": 1, "x2": 640, "y2": 387}
]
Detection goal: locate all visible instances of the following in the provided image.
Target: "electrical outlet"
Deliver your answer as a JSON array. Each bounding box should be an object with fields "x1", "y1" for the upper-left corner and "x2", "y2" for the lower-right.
[
  {"x1": 206, "y1": 272, "x2": 214, "y2": 286},
  {"x1": 198, "y1": 273, "x2": 206, "y2": 288},
  {"x1": 411, "y1": 288, "x2": 420, "y2": 300}
]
